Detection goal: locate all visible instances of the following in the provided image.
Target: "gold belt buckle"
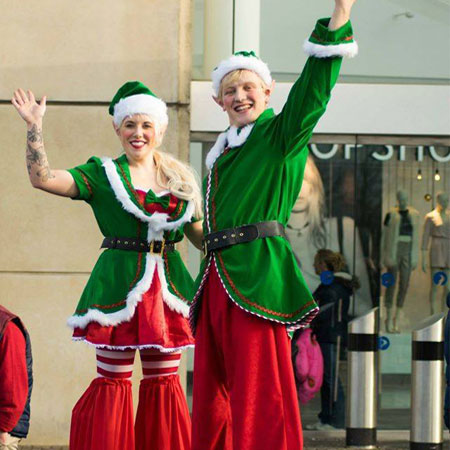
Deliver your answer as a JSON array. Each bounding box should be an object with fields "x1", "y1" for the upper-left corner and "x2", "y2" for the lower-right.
[
  {"x1": 149, "y1": 239, "x2": 165, "y2": 254},
  {"x1": 160, "y1": 239, "x2": 166, "y2": 254}
]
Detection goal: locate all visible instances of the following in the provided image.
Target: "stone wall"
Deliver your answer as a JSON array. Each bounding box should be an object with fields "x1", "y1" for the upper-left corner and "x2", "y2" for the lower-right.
[{"x1": 0, "y1": 0, "x2": 192, "y2": 445}]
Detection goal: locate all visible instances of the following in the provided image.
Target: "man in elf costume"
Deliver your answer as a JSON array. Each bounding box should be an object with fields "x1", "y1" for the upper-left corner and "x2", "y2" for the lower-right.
[{"x1": 190, "y1": 1, "x2": 358, "y2": 449}]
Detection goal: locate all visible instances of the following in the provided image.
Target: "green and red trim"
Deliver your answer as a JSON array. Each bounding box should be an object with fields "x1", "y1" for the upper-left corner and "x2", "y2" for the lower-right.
[
  {"x1": 75, "y1": 168, "x2": 93, "y2": 198},
  {"x1": 304, "y1": 18, "x2": 358, "y2": 59},
  {"x1": 215, "y1": 251, "x2": 316, "y2": 319}
]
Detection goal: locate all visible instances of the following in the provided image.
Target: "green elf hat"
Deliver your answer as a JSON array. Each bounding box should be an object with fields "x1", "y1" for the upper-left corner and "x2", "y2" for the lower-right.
[
  {"x1": 109, "y1": 81, "x2": 168, "y2": 127},
  {"x1": 211, "y1": 50, "x2": 272, "y2": 96}
]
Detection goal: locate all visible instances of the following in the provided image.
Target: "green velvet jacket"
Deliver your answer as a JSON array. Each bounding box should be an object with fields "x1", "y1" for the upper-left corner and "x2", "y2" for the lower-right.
[
  {"x1": 66, "y1": 154, "x2": 196, "y2": 329},
  {"x1": 191, "y1": 19, "x2": 357, "y2": 330}
]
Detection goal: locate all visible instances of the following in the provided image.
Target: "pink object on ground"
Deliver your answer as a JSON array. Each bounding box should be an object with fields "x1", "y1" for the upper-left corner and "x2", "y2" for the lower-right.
[{"x1": 294, "y1": 328, "x2": 324, "y2": 404}]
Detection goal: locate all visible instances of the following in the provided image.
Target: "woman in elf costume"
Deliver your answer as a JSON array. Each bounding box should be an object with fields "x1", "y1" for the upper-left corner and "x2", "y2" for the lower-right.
[
  {"x1": 12, "y1": 81, "x2": 203, "y2": 450},
  {"x1": 188, "y1": 1, "x2": 358, "y2": 449}
]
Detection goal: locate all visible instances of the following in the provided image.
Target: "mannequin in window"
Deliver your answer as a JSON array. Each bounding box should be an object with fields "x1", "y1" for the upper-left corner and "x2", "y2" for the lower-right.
[
  {"x1": 382, "y1": 190, "x2": 419, "y2": 333},
  {"x1": 422, "y1": 191, "x2": 450, "y2": 315}
]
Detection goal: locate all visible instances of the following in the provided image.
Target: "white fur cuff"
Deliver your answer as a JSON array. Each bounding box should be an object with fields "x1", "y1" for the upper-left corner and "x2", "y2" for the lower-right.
[{"x1": 303, "y1": 40, "x2": 358, "y2": 59}]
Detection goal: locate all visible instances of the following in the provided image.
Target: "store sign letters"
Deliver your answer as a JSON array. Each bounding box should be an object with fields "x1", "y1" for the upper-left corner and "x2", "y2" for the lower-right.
[{"x1": 310, "y1": 144, "x2": 450, "y2": 163}]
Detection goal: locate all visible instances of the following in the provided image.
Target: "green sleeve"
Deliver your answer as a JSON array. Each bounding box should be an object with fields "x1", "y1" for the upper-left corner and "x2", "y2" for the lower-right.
[
  {"x1": 67, "y1": 156, "x2": 102, "y2": 202},
  {"x1": 276, "y1": 19, "x2": 356, "y2": 158}
]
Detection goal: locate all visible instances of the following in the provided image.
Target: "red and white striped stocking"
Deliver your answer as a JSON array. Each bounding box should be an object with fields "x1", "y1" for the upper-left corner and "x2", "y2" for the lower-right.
[
  {"x1": 95, "y1": 348, "x2": 135, "y2": 380},
  {"x1": 139, "y1": 349, "x2": 181, "y2": 379}
]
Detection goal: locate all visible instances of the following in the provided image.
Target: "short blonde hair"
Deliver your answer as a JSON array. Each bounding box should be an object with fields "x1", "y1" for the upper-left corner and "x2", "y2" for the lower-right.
[{"x1": 218, "y1": 69, "x2": 270, "y2": 101}]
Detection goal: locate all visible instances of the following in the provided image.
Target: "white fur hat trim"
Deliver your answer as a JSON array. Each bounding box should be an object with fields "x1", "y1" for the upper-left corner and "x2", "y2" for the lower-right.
[
  {"x1": 211, "y1": 54, "x2": 272, "y2": 96},
  {"x1": 113, "y1": 94, "x2": 168, "y2": 127}
]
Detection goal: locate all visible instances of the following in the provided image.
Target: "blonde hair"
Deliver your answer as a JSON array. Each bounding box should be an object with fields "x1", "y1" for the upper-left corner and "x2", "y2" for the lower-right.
[
  {"x1": 302, "y1": 155, "x2": 326, "y2": 248},
  {"x1": 153, "y1": 149, "x2": 203, "y2": 219},
  {"x1": 218, "y1": 69, "x2": 270, "y2": 101}
]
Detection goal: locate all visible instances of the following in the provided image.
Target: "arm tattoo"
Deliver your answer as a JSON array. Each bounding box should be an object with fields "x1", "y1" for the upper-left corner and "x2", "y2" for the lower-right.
[
  {"x1": 26, "y1": 127, "x2": 55, "y2": 182},
  {"x1": 26, "y1": 124, "x2": 43, "y2": 144},
  {"x1": 36, "y1": 166, "x2": 55, "y2": 182},
  {"x1": 26, "y1": 143, "x2": 46, "y2": 166}
]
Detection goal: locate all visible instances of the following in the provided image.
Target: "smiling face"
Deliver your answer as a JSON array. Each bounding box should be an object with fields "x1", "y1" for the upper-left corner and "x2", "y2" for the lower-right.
[
  {"x1": 215, "y1": 70, "x2": 272, "y2": 128},
  {"x1": 114, "y1": 114, "x2": 162, "y2": 162}
]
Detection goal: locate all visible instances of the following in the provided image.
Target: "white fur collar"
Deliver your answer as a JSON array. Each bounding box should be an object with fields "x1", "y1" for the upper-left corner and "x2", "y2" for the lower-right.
[
  {"x1": 334, "y1": 272, "x2": 352, "y2": 280},
  {"x1": 101, "y1": 157, "x2": 194, "y2": 240},
  {"x1": 205, "y1": 123, "x2": 255, "y2": 169}
]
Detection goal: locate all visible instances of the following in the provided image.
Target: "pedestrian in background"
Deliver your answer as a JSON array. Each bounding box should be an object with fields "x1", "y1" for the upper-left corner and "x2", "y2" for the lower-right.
[{"x1": 307, "y1": 249, "x2": 359, "y2": 430}]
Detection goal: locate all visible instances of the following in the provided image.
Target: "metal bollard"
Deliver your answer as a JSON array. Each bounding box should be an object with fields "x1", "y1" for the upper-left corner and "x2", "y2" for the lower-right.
[
  {"x1": 346, "y1": 307, "x2": 378, "y2": 448},
  {"x1": 410, "y1": 313, "x2": 445, "y2": 450}
]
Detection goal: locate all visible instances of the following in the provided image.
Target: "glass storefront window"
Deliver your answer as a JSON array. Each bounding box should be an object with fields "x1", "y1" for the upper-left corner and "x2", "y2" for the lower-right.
[
  {"x1": 192, "y1": 0, "x2": 450, "y2": 83},
  {"x1": 187, "y1": 135, "x2": 449, "y2": 429},
  {"x1": 192, "y1": 0, "x2": 204, "y2": 80},
  {"x1": 260, "y1": 0, "x2": 450, "y2": 83},
  {"x1": 300, "y1": 140, "x2": 449, "y2": 429}
]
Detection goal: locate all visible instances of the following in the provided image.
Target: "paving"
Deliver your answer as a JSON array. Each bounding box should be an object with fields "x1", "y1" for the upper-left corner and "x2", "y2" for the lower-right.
[
  {"x1": 303, "y1": 430, "x2": 443, "y2": 449},
  {"x1": 21, "y1": 431, "x2": 450, "y2": 449}
]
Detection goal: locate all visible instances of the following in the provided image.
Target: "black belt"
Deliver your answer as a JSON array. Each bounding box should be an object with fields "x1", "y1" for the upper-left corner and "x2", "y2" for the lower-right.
[
  {"x1": 203, "y1": 221, "x2": 286, "y2": 254},
  {"x1": 101, "y1": 237, "x2": 175, "y2": 254}
]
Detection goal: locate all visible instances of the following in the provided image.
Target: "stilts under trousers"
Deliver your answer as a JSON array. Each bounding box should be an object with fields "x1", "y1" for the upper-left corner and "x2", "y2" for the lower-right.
[
  {"x1": 69, "y1": 373, "x2": 190, "y2": 450},
  {"x1": 191, "y1": 264, "x2": 303, "y2": 450}
]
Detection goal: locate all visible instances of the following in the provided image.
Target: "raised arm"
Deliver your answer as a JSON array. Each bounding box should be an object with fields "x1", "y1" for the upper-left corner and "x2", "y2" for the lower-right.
[
  {"x1": 12, "y1": 89, "x2": 78, "y2": 198},
  {"x1": 329, "y1": 0, "x2": 356, "y2": 31},
  {"x1": 276, "y1": 0, "x2": 357, "y2": 157}
]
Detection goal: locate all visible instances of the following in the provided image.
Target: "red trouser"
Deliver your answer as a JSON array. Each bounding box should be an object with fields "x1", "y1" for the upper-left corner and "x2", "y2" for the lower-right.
[{"x1": 191, "y1": 263, "x2": 303, "y2": 450}]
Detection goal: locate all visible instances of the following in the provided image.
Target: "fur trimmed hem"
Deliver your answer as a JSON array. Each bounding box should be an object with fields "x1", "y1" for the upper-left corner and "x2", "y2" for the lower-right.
[
  {"x1": 156, "y1": 259, "x2": 191, "y2": 318},
  {"x1": 67, "y1": 304, "x2": 142, "y2": 330},
  {"x1": 72, "y1": 337, "x2": 194, "y2": 352},
  {"x1": 303, "y1": 39, "x2": 358, "y2": 58},
  {"x1": 67, "y1": 256, "x2": 189, "y2": 329}
]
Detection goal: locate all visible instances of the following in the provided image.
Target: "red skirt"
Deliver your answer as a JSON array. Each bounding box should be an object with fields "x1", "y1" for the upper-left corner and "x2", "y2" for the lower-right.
[{"x1": 72, "y1": 269, "x2": 194, "y2": 351}]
